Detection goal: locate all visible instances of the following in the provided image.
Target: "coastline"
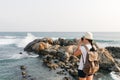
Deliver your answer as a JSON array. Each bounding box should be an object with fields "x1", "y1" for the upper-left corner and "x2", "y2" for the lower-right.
[{"x1": 23, "y1": 37, "x2": 120, "y2": 80}]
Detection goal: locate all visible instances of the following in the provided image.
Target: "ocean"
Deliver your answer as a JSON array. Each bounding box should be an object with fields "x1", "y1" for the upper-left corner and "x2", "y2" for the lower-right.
[{"x1": 0, "y1": 32, "x2": 120, "y2": 80}]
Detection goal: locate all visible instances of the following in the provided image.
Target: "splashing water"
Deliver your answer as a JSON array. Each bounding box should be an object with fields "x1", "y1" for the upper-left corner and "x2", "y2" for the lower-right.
[{"x1": 16, "y1": 33, "x2": 37, "y2": 48}]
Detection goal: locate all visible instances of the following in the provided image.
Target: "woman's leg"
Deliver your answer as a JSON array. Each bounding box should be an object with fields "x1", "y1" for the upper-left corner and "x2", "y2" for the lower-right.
[
  {"x1": 86, "y1": 75, "x2": 93, "y2": 80},
  {"x1": 79, "y1": 77, "x2": 86, "y2": 80}
]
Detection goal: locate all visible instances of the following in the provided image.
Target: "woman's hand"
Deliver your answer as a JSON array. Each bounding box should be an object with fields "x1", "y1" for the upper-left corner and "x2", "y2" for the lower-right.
[
  {"x1": 74, "y1": 39, "x2": 82, "y2": 57},
  {"x1": 78, "y1": 39, "x2": 83, "y2": 47}
]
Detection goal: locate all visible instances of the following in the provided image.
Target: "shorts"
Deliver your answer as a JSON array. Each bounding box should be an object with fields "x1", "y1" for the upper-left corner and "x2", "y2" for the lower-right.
[{"x1": 78, "y1": 70, "x2": 92, "y2": 78}]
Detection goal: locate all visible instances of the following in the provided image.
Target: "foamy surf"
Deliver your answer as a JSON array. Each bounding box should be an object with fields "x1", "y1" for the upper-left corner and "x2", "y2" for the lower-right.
[
  {"x1": 10, "y1": 52, "x2": 39, "y2": 59},
  {"x1": 16, "y1": 33, "x2": 37, "y2": 48},
  {"x1": 110, "y1": 71, "x2": 120, "y2": 80},
  {"x1": 0, "y1": 39, "x2": 17, "y2": 45}
]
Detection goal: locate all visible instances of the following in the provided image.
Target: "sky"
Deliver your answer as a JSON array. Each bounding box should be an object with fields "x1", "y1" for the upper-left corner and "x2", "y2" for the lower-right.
[{"x1": 0, "y1": 0, "x2": 120, "y2": 32}]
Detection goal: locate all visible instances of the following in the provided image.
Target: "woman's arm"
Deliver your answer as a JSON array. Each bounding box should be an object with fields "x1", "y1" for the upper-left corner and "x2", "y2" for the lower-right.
[{"x1": 74, "y1": 40, "x2": 82, "y2": 57}]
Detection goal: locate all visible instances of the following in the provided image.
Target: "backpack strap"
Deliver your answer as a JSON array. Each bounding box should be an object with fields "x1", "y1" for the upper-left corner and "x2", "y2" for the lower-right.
[{"x1": 81, "y1": 53, "x2": 85, "y2": 64}]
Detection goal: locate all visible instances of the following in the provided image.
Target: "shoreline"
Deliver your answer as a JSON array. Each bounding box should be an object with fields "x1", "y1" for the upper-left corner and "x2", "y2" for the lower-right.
[{"x1": 23, "y1": 37, "x2": 120, "y2": 80}]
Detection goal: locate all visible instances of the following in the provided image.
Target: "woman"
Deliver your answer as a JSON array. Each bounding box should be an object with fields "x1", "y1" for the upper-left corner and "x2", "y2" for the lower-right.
[{"x1": 74, "y1": 32, "x2": 96, "y2": 80}]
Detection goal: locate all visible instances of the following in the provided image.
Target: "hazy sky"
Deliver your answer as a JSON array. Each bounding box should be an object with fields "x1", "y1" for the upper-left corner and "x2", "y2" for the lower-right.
[{"x1": 0, "y1": 0, "x2": 120, "y2": 32}]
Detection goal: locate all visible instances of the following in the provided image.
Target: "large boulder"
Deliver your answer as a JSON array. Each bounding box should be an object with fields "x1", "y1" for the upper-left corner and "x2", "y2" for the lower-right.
[
  {"x1": 42, "y1": 37, "x2": 53, "y2": 44},
  {"x1": 56, "y1": 50, "x2": 70, "y2": 62},
  {"x1": 66, "y1": 45, "x2": 77, "y2": 55},
  {"x1": 24, "y1": 39, "x2": 41, "y2": 52},
  {"x1": 105, "y1": 46, "x2": 120, "y2": 58},
  {"x1": 98, "y1": 48, "x2": 120, "y2": 72}
]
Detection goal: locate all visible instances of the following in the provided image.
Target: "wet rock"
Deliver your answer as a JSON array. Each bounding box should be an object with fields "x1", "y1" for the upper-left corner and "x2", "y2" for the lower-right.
[
  {"x1": 68, "y1": 69, "x2": 78, "y2": 77},
  {"x1": 42, "y1": 37, "x2": 53, "y2": 44},
  {"x1": 56, "y1": 50, "x2": 70, "y2": 62},
  {"x1": 32, "y1": 43, "x2": 40, "y2": 52},
  {"x1": 24, "y1": 39, "x2": 41, "y2": 52},
  {"x1": 47, "y1": 62, "x2": 59, "y2": 70},
  {"x1": 19, "y1": 52, "x2": 23, "y2": 54},
  {"x1": 69, "y1": 55, "x2": 79, "y2": 63},
  {"x1": 20, "y1": 65, "x2": 37, "y2": 80},
  {"x1": 63, "y1": 77, "x2": 71, "y2": 80},
  {"x1": 56, "y1": 70, "x2": 67, "y2": 75},
  {"x1": 66, "y1": 45, "x2": 77, "y2": 55},
  {"x1": 106, "y1": 46, "x2": 120, "y2": 58},
  {"x1": 20, "y1": 65, "x2": 26, "y2": 70},
  {"x1": 21, "y1": 71, "x2": 27, "y2": 78},
  {"x1": 97, "y1": 48, "x2": 116, "y2": 72},
  {"x1": 57, "y1": 61, "x2": 66, "y2": 68}
]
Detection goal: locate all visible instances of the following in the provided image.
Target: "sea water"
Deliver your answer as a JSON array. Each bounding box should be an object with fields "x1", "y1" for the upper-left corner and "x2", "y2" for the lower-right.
[{"x1": 0, "y1": 32, "x2": 120, "y2": 80}]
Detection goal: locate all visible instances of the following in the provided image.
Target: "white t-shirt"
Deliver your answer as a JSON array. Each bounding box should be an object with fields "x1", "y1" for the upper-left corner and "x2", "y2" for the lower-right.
[{"x1": 78, "y1": 44, "x2": 92, "y2": 70}]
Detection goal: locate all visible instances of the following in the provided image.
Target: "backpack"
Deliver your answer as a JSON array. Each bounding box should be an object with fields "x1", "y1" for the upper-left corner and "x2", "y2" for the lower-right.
[{"x1": 81, "y1": 45, "x2": 99, "y2": 75}]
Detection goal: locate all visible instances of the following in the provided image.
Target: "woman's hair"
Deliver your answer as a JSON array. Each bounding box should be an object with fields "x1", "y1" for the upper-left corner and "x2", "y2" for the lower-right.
[{"x1": 87, "y1": 39, "x2": 96, "y2": 51}]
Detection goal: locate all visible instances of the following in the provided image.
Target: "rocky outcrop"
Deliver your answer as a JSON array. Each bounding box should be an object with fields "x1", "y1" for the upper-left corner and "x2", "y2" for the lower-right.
[
  {"x1": 24, "y1": 38, "x2": 120, "y2": 79},
  {"x1": 105, "y1": 46, "x2": 120, "y2": 58}
]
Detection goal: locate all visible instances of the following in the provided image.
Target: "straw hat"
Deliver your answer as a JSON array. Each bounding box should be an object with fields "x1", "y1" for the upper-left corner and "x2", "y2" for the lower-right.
[{"x1": 84, "y1": 32, "x2": 93, "y2": 40}]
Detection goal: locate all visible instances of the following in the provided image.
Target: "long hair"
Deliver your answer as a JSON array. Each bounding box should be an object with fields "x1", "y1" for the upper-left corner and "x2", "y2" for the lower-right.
[{"x1": 87, "y1": 39, "x2": 96, "y2": 51}]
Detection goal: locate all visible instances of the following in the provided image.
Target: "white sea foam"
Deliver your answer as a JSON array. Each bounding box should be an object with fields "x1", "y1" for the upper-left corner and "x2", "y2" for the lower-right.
[
  {"x1": 0, "y1": 33, "x2": 38, "y2": 47},
  {"x1": 10, "y1": 52, "x2": 39, "y2": 59},
  {"x1": 0, "y1": 39, "x2": 17, "y2": 45},
  {"x1": 110, "y1": 71, "x2": 120, "y2": 80},
  {"x1": 16, "y1": 33, "x2": 37, "y2": 48}
]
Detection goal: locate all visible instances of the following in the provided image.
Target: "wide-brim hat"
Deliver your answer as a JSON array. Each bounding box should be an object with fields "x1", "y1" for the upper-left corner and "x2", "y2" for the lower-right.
[{"x1": 84, "y1": 32, "x2": 93, "y2": 40}]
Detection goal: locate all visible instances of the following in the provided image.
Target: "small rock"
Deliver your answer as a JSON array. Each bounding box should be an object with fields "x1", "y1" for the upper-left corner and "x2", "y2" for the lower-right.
[
  {"x1": 20, "y1": 65, "x2": 26, "y2": 70},
  {"x1": 63, "y1": 77, "x2": 71, "y2": 80}
]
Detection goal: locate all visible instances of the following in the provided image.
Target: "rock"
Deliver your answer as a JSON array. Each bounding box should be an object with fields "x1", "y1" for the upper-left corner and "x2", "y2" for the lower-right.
[
  {"x1": 63, "y1": 77, "x2": 71, "y2": 80},
  {"x1": 69, "y1": 55, "x2": 79, "y2": 63},
  {"x1": 19, "y1": 52, "x2": 23, "y2": 54},
  {"x1": 44, "y1": 48, "x2": 57, "y2": 56},
  {"x1": 20, "y1": 65, "x2": 26, "y2": 70},
  {"x1": 49, "y1": 45, "x2": 60, "y2": 50},
  {"x1": 58, "y1": 38, "x2": 67, "y2": 46},
  {"x1": 47, "y1": 62, "x2": 59, "y2": 70},
  {"x1": 24, "y1": 38, "x2": 52, "y2": 52},
  {"x1": 37, "y1": 42, "x2": 51, "y2": 51},
  {"x1": 66, "y1": 45, "x2": 77, "y2": 55},
  {"x1": 53, "y1": 40, "x2": 60, "y2": 45},
  {"x1": 68, "y1": 69, "x2": 78, "y2": 77},
  {"x1": 97, "y1": 48, "x2": 120, "y2": 72},
  {"x1": 106, "y1": 46, "x2": 120, "y2": 58},
  {"x1": 32, "y1": 43, "x2": 40, "y2": 52},
  {"x1": 56, "y1": 70, "x2": 67, "y2": 75},
  {"x1": 24, "y1": 39, "x2": 41, "y2": 52},
  {"x1": 56, "y1": 50, "x2": 69, "y2": 62},
  {"x1": 57, "y1": 61, "x2": 66, "y2": 68},
  {"x1": 42, "y1": 37, "x2": 53, "y2": 44},
  {"x1": 21, "y1": 71, "x2": 27, "y2": 78}
]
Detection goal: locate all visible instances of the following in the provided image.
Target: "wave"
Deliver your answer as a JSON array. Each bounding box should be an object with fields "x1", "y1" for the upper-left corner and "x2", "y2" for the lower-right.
[
  {"x1": 95, "y1": 39, "x2": 119, "y2": 43},
  {"x1": 96, "y1": 39, "x2": 120, "y2": 47},
  {"x1": 10, "y1": 52, "x2": 39, "y2": 59},
  {"x1": 0, "y1": 33, "x2": 38, "y2": 48},
  {"x1": 0, "y1": 33, "x2": 59, "y2": 47},
  {"x1": 0, "y1": 33, "x2": 120, "y2": 47},
  {"x1": 0, "y1": 52, "x2": 39, "y2": 61},
  {"x1": 0, "y1": 36, "x2": 16, "y2": 39},
  {"x1": 16, "y1": 33, "x2": 37, "y2": 48},
  {"x1": 0, "y1": 38, "x2": 17, "y2": 45}
]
